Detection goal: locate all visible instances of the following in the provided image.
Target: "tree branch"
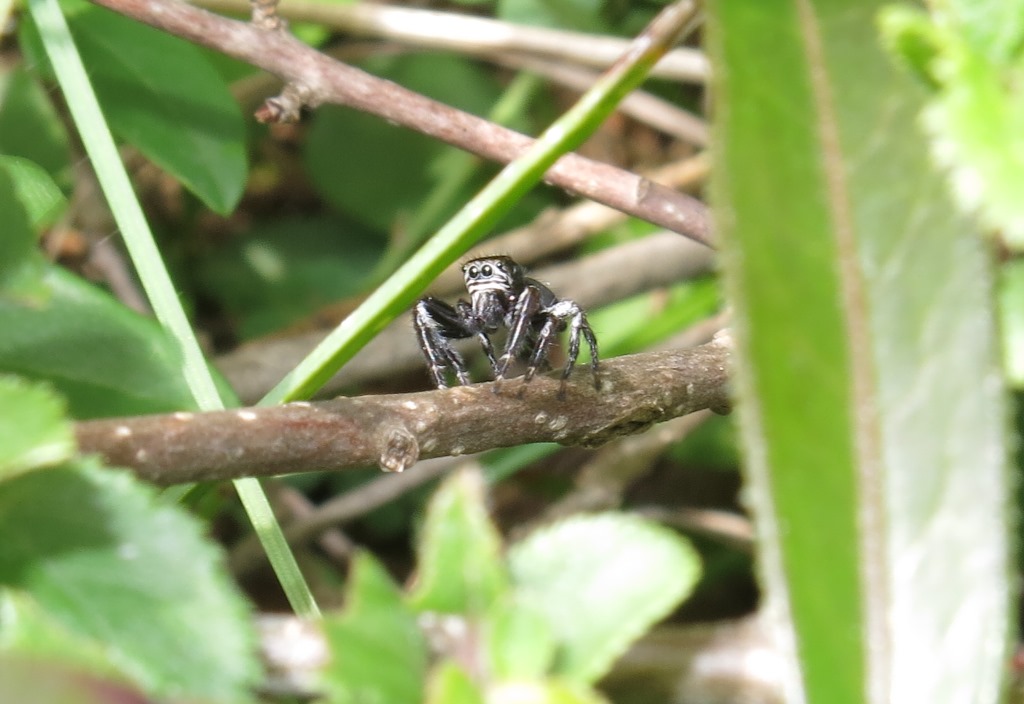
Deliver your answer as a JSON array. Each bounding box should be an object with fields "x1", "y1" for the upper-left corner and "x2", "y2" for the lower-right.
[
  {"x1": 85, "y1": 0, "x2": 712, "y2": 246},
  {"x1": 76, "y1": 339, "x2": 731, "y2": 485}
]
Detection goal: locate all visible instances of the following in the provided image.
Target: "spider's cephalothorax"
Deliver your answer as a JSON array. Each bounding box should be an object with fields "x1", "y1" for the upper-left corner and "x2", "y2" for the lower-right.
[{"x1": 413, "y1": 255, "x2": 599, "y2": 393}]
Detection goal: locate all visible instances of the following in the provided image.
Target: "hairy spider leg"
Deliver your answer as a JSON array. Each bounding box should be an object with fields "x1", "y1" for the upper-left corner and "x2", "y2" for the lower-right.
[
  {"x1": 495, "y1": 284, "x2": 545, "y2": 380},
  {"x1": 563, "y1": 304, "x2": 600, "y2": 389},
  {"x1": 523, "y1": 316, "x2": 561, "y2": 383},
  {"x1": 413, "y1": 297, "x2": 474, "y2": 388}
]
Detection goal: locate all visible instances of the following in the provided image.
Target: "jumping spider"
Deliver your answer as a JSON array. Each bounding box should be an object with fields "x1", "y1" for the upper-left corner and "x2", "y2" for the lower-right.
[{"x1": 413, "y1": 255, "x2": 599, "y2": 394}]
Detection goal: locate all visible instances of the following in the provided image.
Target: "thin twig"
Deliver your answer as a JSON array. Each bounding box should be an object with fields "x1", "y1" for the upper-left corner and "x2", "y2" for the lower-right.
[
  {"x1": 76, "y1": 339, "x2": 730, "y2": 485},
  {"x1": 86, "y1": 0, "x2": 712, "y2": 245},
  {"x1": 193, "y1": 0, "x2": 709, "y2": 83}
]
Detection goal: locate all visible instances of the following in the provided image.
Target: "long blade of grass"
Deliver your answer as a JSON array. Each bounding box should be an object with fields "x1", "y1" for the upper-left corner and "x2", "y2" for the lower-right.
[
  {"x1": 260, "y1": 1, "x2": 700, "y2": 405},
  {"x1": 28, "y1": 0, "x2": 319, "y2": 618}
]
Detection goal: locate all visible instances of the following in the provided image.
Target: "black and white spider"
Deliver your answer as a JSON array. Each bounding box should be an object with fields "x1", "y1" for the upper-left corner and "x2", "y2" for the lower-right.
[{"x1": 413, "y1": 255, "x2": 599, "y2": 393}]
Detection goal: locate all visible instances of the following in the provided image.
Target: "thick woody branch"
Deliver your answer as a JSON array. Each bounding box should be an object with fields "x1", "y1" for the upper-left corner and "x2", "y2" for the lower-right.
[
  {"x1": 85, "y1": 0, "x2": 712, "y2": 246},
  {"x1": 76, "y1": 340, "x2": 730, "y2": 485}
]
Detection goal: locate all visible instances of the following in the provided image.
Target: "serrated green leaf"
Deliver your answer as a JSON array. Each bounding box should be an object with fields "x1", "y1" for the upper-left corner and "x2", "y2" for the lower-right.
[
  {"x1": 409, "y1": 469, "x2": 509, "y2": 616},
  {"x1": 508, "y1": 514, "x2": 700, "y2": 684},
  {"x1": 0, "y1": 376, "x2": 74, "y2": 481},
  {"x1": 486, "y1": 597, "x2": 556, "y2": 681},
  {"x1": 0, "y1": 68, "x2": 72, "y2": 185},
  {"x1": 0, "y1": 156, "x2": 68, "y2": 230},
  {"x1": 425, "y1": 661, "x2": 484, "y2": 704},
  {"x1": 321, "y1": 552, "x2": 427, "y2": 704},
  {"x1": 0, "y1": 459, "x2": 258, "y2": 700},
  {"x1": 0, "y1": 264, "x2": 210, "y2": 418},
  {"x1": 64, "y1": 4, "x2": 247, "y2": 213},
  {"x1": 709, "y1": 1, "x2": 1012, "y2": 701}
]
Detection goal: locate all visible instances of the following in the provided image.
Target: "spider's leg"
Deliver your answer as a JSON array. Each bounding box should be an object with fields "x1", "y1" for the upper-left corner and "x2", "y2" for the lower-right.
[
  {"x1": 523, "y1": 317, "x2": 560, "y2": 384},
  {"x1": 563, "y1": 306, "x2": 600, "y2": 391},
  {"x1": 413, "y1": 297, "x2": 474, "y2": 388},
  {"x1": 456, "y1": 300, "x2": 498, "y2": 373},
  {"x1": 496, "y1": 286, "x2": 543, "y2": 380}
]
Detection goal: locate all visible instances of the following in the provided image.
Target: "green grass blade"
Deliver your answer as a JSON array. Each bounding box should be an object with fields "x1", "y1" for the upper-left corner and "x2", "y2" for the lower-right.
[
  {"x1": 261, "y1": 2, "x2": 697, "y2": 405},
  {"x1": 27, "y1": 0, "x2": 318, "y2": 618}
]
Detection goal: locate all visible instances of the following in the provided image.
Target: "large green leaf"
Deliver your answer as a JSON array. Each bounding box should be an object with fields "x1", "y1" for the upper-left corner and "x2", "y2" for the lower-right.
[
  {"x1": 0, "y1": 264, "x2": 205, "y2": 418},
  {"x1": 408, "y1": 468, "x2": 509, "y2": 616},
  {"x1": 0, "y1": 459, "x2": 258, "y2": 700},
  {"x1": 321, "y1": 552, "x2": 427, "y2": 704},
  {"x1": 0, "y1": 376, "x2": 74, "y2": 481},
  {"x1": 508, "y1": 514, "x2": 700, "y2": 684},
  {"x1": 0, "y1": 166, "x2": 44, "y2": 296},
  {"x1": 708, "y1": 1, "x2": 1011, "y2": 702},
  {"x1": 62, "y1": 4, "x2": 246, "y2": 214}
]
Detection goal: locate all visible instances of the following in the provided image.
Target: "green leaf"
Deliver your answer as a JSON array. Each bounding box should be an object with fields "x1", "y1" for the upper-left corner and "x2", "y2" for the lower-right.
[
  {"x1": 195, "y1": 214, "x2": 384, "y2": 339},
  {"x1": 878, "y1": 3, "x2": 1024, "y2": 247},
  {"x1": 0, "y1": 654, "x2": 148, "y2": 704},
  {"x1": 497, "y1": 0, "x2": 608, "y2": 34},
  {"x1": 508, "y1": 514, "x2": 700, "y2": 684},
  {"x1": 64, "y1": 4, "x2": 247, "y2": 213},
  {"x1": 0, "y1": 68, "x2": 72, "y2": 185},
  {"x1": 305, "y1": 53, "x2": 503, "y2": 234},
  {"x1": 0, "y1": 264, "x2": 208, "y2": 418},
  {"x1": 0, "y1": 376, "x2": 74, "y2": 481},
  {"x1": 425, "y1": 662, "x2": 484, "y2": 704},
  {"x1": 0, "y1": 166, "x2": 45, "y2": 296},
  {"x1": 0, "y1": 459, "x2": 258, "y2": 700},
  {"x1": 409, "y1": 468, "x2": 509, "y2": 616},
  {"x1": 487, "y1": 680, "x2": 609, "y2": 704},
  {"x1": 0, "y1": 156, "x2": 68, "y2": 230},
  {"x1": 486, "y1": 597, "x2": 556, "y2": 681},
  {"x1": 321, "y1": 552, "x2": 427, "y2": 704},
  {"x1": 708, "y1": 1, "x2": 1012, "y2": 701}
]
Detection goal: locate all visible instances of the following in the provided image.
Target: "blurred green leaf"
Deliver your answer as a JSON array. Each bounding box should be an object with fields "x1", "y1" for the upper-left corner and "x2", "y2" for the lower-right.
[
  {"x1": 508, "y1": 514, "x2": 700, "y2": 684},
  {"x1": 0, "y1": 654, "x2": 147, "y2": 704},
  {"x1": 486, "y1": 597, "x2": 556, "y2": 681},
  {"x1": 497, "y1": 0, "x2": 608, "y2": 34},
  {"x1": 195, "y1": 215, "x2": 384, "y2": 339},
  {"x1": 0, "y1": 166, "x2": 47, "y2": 299},
  {"x1": 0, "y1": 156, "x2": 67, "y2": 230},
  {"x1": 409, "y1": 469, "x2": 509, "y2": 615},
  {"x1": 425, "y1": 662, "x2": 484, "y2": 704},
  {"x1": 0, "y1": 68, "x2": 72, "y2": 186},
  {"x1": 1000, "y1": 259, "x2": 1024, "y2": 388},
  {"x1": 879, "y1": 2, "x2": 1024, "y2": 247},
  {"x1": 0, "y1": 459, "x2": 258, "y2": 700},
  {"x1": 487, "y1": 680, "x2": 609, "y2": 704},
  {"x1": 0, "y1": 376, "x2": 74, "y2": 481},
  {"x1": 710, "y1": 0, "x2": 1012, "y2": 701},
  {"x1": 0, "y1": 264, "x2": 208, "y2": 418},
  {"x1": 63, "y1": 4, "x2": 247, "y2": 213},
  {"x1": 321, "y1": 552, "x2": 426, "y2": 704},
  {"x1": 305, "y1": 53, "x2": 505, "y2": 234}
]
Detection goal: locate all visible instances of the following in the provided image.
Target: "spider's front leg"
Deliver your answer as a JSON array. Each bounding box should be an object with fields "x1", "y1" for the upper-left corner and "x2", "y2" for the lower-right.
[
  {"x1": 413, "y1": 297, "x2": 480, "y2": 388},
  {"x1": 494, "y1": 285, "x2": 543, "y2": 382}
]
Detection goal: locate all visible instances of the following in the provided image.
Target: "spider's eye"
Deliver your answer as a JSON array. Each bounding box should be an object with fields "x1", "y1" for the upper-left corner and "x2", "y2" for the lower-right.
[
  {"x1": 467, "y1": 266, "x2": 479, "y2": 278},
  {"x1": 482, "y1": 265, "x2": 493, "y2": 276},
  {"x1": 495, "y1": 261, "x2": 505, "y2": 270}
]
